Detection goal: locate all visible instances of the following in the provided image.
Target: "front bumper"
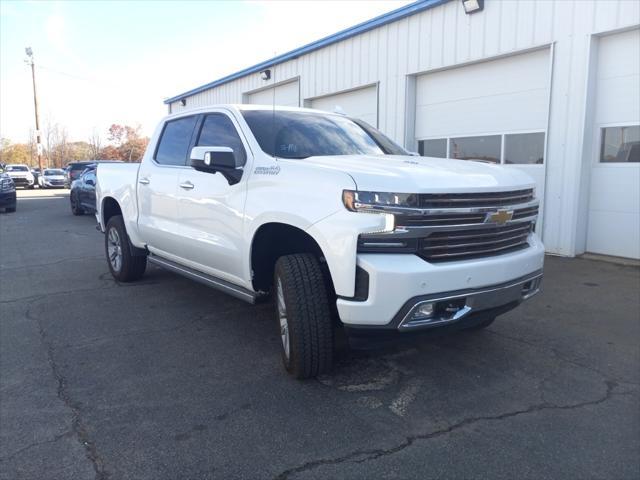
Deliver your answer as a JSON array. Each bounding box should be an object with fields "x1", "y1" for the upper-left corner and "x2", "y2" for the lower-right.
[
  {"x1": 11, "y1": 177, "x2": 33, "y2": 187},
  {"x1": 0, "y1": 190, "x2": 17, "y2": 208},
  {"x1": 336, "y1": 234, "x2": 545, "y2": 329},
  {"x1": 42, "y1": 180, "x2": 65, "y2": 188}
]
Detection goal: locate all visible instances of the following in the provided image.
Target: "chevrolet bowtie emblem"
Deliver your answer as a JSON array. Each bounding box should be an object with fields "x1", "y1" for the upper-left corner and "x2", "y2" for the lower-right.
[{"x1": 486, "y1": 209, "x2": 513, "y2": 225}]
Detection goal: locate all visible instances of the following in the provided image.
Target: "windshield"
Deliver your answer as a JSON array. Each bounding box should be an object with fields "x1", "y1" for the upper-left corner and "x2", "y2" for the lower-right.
[
  {"x1": 70, "y1": 163, "x2": 91, "y2": 170},
  {"x1": 6, "y1": 165, "x2": 28, "y2": 172},
  {"x1": 241, "y1": 110, "x2": 406, "y2": 159},
  {"x1": 44, "y1": 169, "x2": 64, "y2": 175}
]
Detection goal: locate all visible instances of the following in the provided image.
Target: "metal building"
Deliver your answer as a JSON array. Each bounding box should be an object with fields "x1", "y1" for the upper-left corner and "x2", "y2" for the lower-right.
[{"x1": 165, "y1": 0, "x2": 640, "y2": 260}]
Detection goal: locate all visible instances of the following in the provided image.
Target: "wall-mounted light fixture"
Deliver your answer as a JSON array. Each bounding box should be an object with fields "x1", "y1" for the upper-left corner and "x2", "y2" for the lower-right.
[
  {"x1": 180, "y1": 98, "x2": 187, "y2": 106},
  {"x1": 462, "y1": 0, "x2": 484, "y2": 14},
  {"x1": 260, "y1": 69, "x2": 271, "y2": 81}
]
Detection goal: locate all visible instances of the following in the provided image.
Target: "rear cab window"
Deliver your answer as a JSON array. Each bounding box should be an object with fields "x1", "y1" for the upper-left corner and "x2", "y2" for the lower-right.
[{"x1": 155, "y1": 115, "x2": 199, "y2": 166}]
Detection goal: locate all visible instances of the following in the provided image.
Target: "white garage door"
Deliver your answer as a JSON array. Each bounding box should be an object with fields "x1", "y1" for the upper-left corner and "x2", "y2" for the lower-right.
[
  {"x1": 586, "y1": 29, "x2": 640, "y2": 259},
  {"x1": 310, "y1": 85, "x2": 378, "y2": 127},
  {"x1": 246, "y1": 80, "x2": 299, "y2": 107},
  {"x1": 415, "y1": 48, "x2": 550, "y2": 231}
]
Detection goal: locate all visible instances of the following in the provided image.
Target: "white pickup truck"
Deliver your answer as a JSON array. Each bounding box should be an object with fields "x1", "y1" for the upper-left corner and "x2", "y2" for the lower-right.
[{"x1": 96, "y1": 105, "x2": 544, "y2": 378}]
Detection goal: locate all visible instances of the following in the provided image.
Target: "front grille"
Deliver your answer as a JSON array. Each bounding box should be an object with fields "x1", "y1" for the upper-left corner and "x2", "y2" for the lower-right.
[
  {"x1": 357, "y1": 189, "x2": 539, "y2": 263},
  {"x1": 397, "y1": 203, "x2": 538, "y2": 227},
  {"x1": 420, "y1": 222, "x2": 533, "y2": 262},
  {"x1": 418, "y1": 189, "x2": 534, "y2": 209}
]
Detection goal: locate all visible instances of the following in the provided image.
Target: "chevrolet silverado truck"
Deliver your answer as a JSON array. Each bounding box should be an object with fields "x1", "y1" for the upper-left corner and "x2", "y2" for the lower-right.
[{"x1": 96, "y1": 105, "x2": 544, "y2": 379}]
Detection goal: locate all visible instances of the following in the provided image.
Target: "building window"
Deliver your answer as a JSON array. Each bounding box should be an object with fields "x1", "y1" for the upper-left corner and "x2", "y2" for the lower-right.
[
  {"x1": 419, "y1": 139, "x2": 447, "y2": 158},
  {"x1": 449, "y1": 135, "x2": 501, "y2": 163},
  {"x1": 504, "y1": 132, "x2": 545, "y2": 164},
  {"x1": 600, "y1": 125, "x2": 640, "y2": 163}
]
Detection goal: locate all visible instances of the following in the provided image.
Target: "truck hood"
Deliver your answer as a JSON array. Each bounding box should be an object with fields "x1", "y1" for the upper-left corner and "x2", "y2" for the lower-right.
[{"x1": 297, "y1": 154, "x2": 535, "y2": 193}]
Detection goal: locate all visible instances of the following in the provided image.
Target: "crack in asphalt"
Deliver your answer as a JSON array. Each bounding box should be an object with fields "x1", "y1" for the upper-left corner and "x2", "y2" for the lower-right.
[
  {"x1": 0, "y1": 430, "x2": 73, "y2": 464},
  {"x1": 0, "y1": 285, "x2": 117, "y2": 305},
  {"x1": 27, "y1": 305, "x2": 109, "y2": 480},
  {"x1": 273, "y1": 380, "x2": 633, "y2": 480},
  {"x1": 486, "y1": 329, "x2": 640, "y2": 387},
  {"x1": 0, "y1": 255, "x2": 103, "y2": 272}
]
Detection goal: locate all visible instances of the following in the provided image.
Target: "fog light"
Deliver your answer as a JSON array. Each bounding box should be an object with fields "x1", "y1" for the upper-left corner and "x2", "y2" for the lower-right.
[{"x1": 411, "y1": 302, "x2": 435, "y2": 320}]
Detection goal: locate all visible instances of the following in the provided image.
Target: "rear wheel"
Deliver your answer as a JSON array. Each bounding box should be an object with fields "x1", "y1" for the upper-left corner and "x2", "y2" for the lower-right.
[
  {"x1": 105, "y1": 215, "x2": 147, "y2": 282},
  {"x1": 274, "y1": 254, "x2": 333, "y2": 379},
  {"x1": 70, "y1": 193, "x2": 84, "y2": 216}
]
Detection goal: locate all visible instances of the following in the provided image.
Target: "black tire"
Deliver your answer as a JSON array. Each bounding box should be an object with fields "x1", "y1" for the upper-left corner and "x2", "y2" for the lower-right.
[
  {"x1": 466, "y1": 316, "x2": 496, "y2": 331},
  {"x1": 274, "y1": 254, "x2": 333, "y2": 379},
  {"x1": 70, "y1": 193, "x2": 85, "y2": 216},
  {"x1": 105, "y1": 215, "x2": 147, "y2": 282},
  {"x1": 28, "y1": 184, "x2": 34, "y2": 190}
]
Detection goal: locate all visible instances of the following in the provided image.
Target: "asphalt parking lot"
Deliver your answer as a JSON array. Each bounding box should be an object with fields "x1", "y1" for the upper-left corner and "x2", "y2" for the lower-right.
[{"x1": 1, "y1": 189, "x2": 639, "y2": 480}]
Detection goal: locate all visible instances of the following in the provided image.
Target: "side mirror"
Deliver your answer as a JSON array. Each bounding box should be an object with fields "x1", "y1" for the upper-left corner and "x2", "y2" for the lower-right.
[
  {"x1": 190, "y1": 146, "x2": 240, "y2": 172},
  {"x1": 190, "y1": 146, "x2": 243, "y2": 185}
]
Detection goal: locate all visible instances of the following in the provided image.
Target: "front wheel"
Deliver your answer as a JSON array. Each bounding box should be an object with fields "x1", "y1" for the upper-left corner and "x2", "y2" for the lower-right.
[
  {"x1": 105, "y1": 215, "x2": 147, "y2": 282},
  {"x1": 274, "y1": 254, "x2": 333, "y2": 379}
]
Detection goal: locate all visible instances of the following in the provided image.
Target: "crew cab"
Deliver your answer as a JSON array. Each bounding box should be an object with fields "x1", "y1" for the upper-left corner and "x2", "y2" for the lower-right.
[{"x1": 96, "y1": 105, "x2": 544, "y2": 379}]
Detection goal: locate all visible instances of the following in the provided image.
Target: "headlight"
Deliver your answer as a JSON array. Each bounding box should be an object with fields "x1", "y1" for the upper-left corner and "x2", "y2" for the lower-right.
[
  {"x1": 342, "y1": 190, "x2": 419, "y2": 211},
  {"x1": 342, "y1": 190, "x2": 408, "y2": 234}
]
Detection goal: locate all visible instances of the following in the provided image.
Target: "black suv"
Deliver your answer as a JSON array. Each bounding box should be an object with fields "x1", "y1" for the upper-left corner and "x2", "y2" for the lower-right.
[{"x1": 65, "y1": 160, "x2": 122, "y2": 188}]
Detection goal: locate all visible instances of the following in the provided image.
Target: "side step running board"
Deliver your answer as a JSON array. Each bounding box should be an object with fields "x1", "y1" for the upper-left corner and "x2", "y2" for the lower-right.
[{"x1": 148, "y1": 254, "x2": 260, "y2": 304}]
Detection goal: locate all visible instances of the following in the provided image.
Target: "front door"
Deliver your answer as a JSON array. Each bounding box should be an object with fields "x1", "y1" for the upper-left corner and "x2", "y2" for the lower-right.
[{"x1": 175, "y1": 111, "x2": 250, "y2": 285}]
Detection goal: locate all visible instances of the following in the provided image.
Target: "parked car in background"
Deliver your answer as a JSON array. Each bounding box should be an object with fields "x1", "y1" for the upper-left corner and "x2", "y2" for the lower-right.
[
  {"x1": 39, "y1": 168, "x2": 66, "y2": 188},
  {"x1": 70, "y1": 165, "x2": 98, "y2": 215},
  {"x1": 31, "y1": 168, "x2": 40, "y2": 187},
  {"x1": 0, "y1": 169, "x2": 17, "y2": 212},
  {"x1": 4, "y1": 164, "x2": 35, "y2": 189},
  {"x1": 65, "y1": 160, "x2": 122, "y2": 188}
]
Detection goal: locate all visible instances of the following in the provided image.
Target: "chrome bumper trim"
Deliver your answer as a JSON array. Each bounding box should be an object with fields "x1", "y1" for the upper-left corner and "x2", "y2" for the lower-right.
[{"x1": 398, "y1": 271, "x2": 543, "y2": 331}]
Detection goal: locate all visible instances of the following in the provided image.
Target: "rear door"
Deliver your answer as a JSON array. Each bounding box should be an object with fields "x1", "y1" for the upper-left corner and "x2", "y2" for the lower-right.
[
  {"x1": 137, "y1": 114, "x2": 199, "y2": 257},
  {"x1": 174, "y1": 111, "x2": 250, "y2": 283}
]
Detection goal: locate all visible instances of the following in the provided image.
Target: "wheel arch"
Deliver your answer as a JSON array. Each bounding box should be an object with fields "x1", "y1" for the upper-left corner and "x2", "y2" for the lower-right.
[
  {"x1": 250, "y1": 222, "x2": 333, "y2": 294},
  {"x1": 101, "y1": 196, "x2": 122, "y2": 227}
]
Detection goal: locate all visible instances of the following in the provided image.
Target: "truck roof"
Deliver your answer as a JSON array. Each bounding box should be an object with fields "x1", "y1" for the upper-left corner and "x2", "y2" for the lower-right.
[{"x1": 165, "y1": 104, "x2": 343, "y2": 121}]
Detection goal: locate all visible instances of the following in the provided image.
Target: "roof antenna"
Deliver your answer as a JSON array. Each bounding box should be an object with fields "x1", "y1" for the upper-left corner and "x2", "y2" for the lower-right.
[{"x1": 271, "y1": 64, "x2": 277, "y2": 160}]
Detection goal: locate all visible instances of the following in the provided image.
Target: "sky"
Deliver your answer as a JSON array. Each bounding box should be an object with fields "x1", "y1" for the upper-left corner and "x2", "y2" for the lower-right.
[{"x1": 0, "y1": 0, "x2": 412, "y2": 144}]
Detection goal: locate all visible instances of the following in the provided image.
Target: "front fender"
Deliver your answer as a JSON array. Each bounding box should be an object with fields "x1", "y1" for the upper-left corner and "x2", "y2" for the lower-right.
[{"x1": 306, "y1": 210, "x2": 391, "y2": 298}]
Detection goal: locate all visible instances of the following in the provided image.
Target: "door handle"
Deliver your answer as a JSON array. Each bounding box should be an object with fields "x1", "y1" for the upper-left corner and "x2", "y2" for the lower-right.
[
  {"x1": 139, "y1": 177, "x2": 150, "y2": 185},
  {"x1": 179, "y1": 181, "x2": 195, "y2": 190}
]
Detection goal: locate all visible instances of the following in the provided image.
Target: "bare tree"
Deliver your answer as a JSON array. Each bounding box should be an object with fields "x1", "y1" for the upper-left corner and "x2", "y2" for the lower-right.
[
  {"x1": 88, "y1": 128, "x2": 102, "y2": 159},
  {"x1": 44, "y1": 119, "x2": 69, "y2": 168}
]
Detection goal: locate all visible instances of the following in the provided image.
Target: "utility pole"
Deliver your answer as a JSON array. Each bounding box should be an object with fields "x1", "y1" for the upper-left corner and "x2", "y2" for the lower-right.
[{"x1": 25, "y1": 47, "x2": 44, "y2": 173}]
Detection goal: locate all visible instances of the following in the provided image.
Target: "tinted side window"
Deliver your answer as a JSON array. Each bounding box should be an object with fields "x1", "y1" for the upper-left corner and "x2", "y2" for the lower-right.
[
  {"x1": 155, "y1": 116, "x2": 198, "y2": 166},
  {"x1": 197, "y1": 114, "x2": 247, "y2": 165}
]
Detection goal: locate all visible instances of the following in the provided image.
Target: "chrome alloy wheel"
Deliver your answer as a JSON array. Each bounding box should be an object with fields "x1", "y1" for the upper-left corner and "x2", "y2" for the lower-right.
[
  {"x1": 107, "y1": 227, "x2": 123, "y2": 272},
  {"x1": 276, "y1": 277, "x2": 290, "y2": 360}
]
